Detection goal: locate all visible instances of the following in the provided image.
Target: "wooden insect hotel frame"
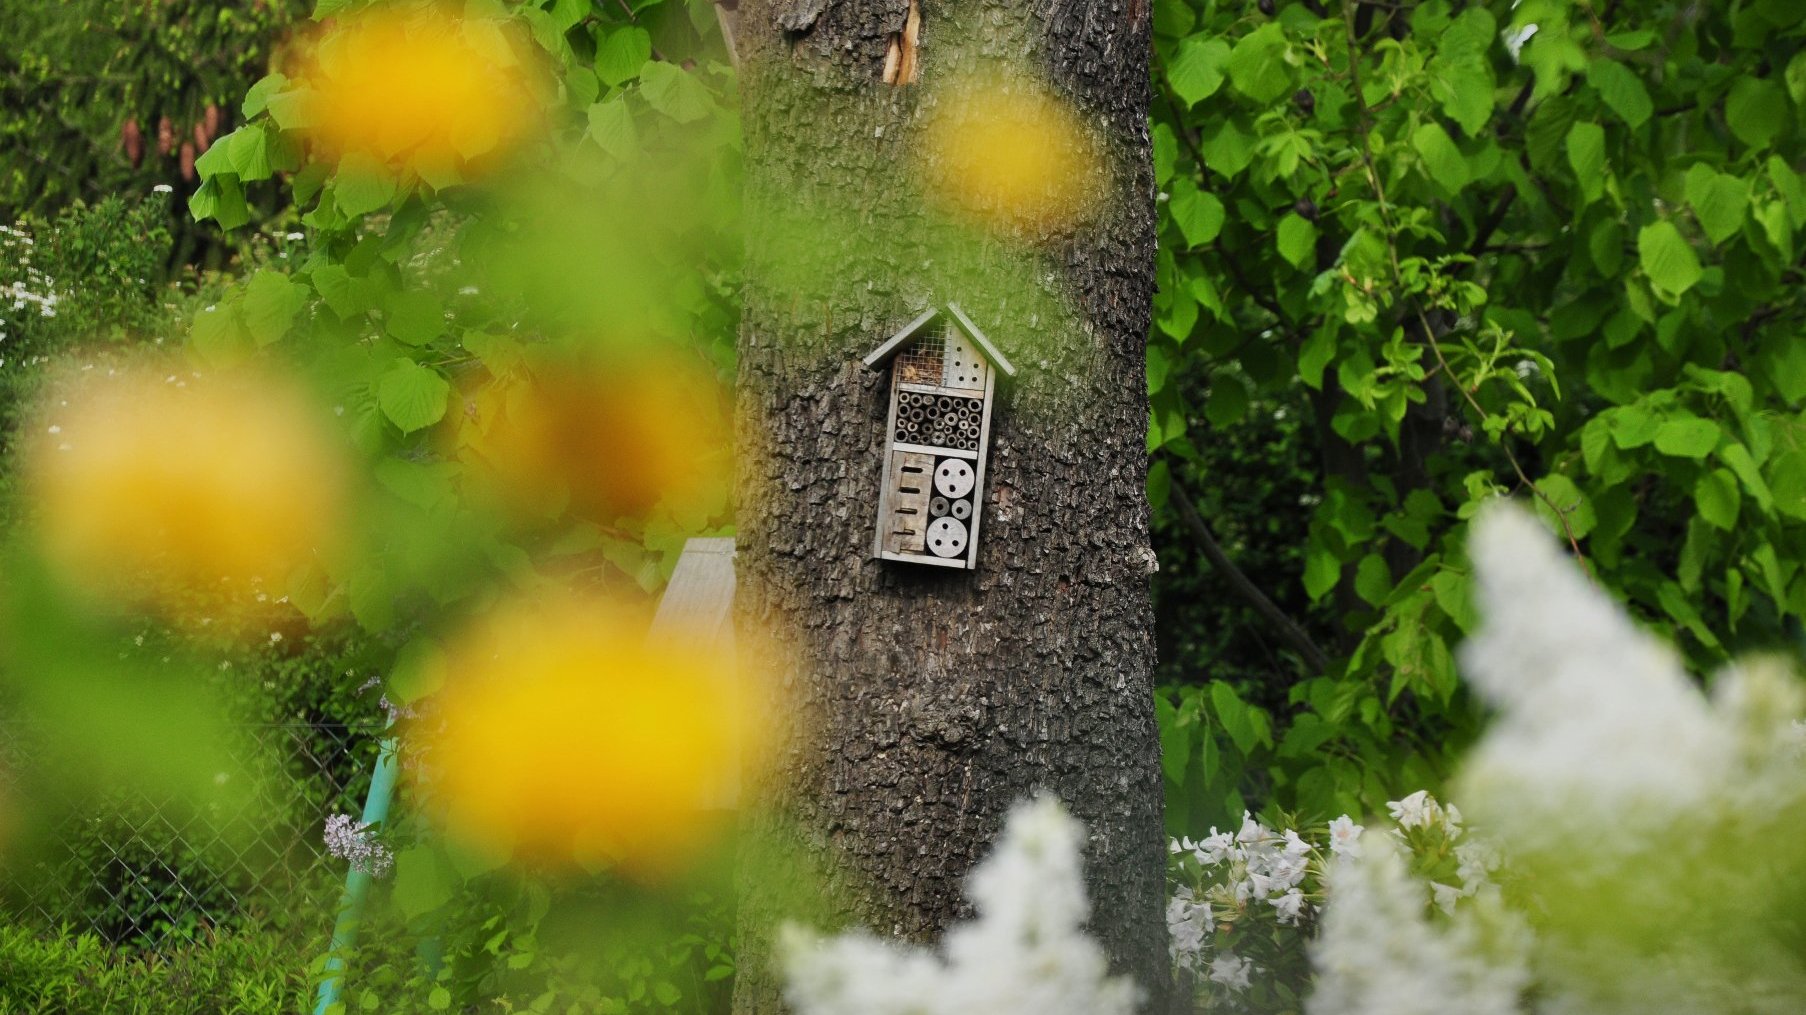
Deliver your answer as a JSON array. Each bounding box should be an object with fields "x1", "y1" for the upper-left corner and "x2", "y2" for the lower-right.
[{"x1": 863, "y1": 304, "x2": 1016, "y2": 570}]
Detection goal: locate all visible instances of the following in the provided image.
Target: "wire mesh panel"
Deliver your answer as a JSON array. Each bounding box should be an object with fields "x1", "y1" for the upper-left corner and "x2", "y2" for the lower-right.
[{"x1": 0, "y1": 720, "x2": 384, "y2": 947}]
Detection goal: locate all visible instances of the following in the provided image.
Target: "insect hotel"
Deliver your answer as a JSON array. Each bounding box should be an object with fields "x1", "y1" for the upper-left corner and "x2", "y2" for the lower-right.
[{"x1": 863, "y1": 304, "x2": 1015, "y2": 570}]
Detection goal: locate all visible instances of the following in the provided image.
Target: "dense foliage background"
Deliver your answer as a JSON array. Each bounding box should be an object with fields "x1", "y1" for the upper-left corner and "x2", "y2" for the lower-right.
[{"x1": 1149, "y1": 0, "x2": 1806, "y2": 836}]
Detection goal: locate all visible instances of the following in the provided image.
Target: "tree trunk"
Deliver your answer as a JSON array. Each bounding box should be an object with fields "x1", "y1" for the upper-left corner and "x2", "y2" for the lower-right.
[{"x1": 732, "y1": 0, "x2": 1167, "y2": 1010}]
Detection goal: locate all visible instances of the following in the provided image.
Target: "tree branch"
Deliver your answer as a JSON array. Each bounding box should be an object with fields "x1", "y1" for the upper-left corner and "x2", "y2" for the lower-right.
[{"x1": 1168, "y1": 474, "x2": 1333, "y2": 675}]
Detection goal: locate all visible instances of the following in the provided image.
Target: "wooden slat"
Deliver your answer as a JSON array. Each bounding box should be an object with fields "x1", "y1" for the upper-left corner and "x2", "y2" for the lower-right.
[
  {"x1": 892, "y1": 440, "x2": 978, "y2": 460},
  {"x1": 648, "y1": 537, "x2": 740, "y2": 808},
  {"x1": 649, "y1": 537, "x2": 737, "y2": 646},
  {"x1": 879, "y1": 550, "x2": 969, "y2": 569}
]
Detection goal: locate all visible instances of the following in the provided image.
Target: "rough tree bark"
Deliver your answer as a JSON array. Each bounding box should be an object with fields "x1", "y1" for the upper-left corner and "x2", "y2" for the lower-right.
[{"x1": 732, "y1": 0, "x2": 1167, "y2": 1010}]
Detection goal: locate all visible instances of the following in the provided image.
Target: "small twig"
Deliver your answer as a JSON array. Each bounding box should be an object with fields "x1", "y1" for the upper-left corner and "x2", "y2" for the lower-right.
[{"x1": 1168, "y1": 474, "x2": 1333, "y2": 675}]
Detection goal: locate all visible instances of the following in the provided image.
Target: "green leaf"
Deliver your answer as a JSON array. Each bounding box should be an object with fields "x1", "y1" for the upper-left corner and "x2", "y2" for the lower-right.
[
  {"x1": 1685, "y1": 164, "x2": 1751, "y2": 244},
  {"x1": 311, "y1": 264, "x2": 362, "y2": 319},
  {"x1": 1157, "y1": 695, "x2": 1190, "y2": 783},
  {"x1": 1433, "y1": 60, "x2": 1495, "y2": 136},
  {"x1": 1199, "y1": 119, "x2": 1255, "y2": 178},
  {"x1": 1652, "y1": 416, "x2": 1723, "y2": 458},
  {"x1": 1304, "y1": 546, "x2": 1340, "y2": 601},
  {"x1": 1695, "y1": 468, "x2": 1741, "y2": 530},
  {"x1": 378, "y1": 359, "x2": 451, "y2": 433},
  {"x1": 242, "y1": 73, "x2": 289, "y2": 119},
  {"x1": 265, "y1": 88, "x2": 316, "y2": 131},
  {"x1": 384, "y1": 290, "x2": 446, "y2": 346},
  {"x1": 1276, "y1": 212, "x2": 1317, "y2": 269},
  {"x1": 1790, "y1": 50, "x2": 1806, "y2": 107},
  {"x1": 1608, "y1": 405, "x2": 1661, "y2": 448},
  {"x1": 391, "y1": 846, "x2": 455, "y2": 920},
  {"x1": 587, "y1": 96, "x2": 638, "y2": 159},
  {"x1": 548, "y1": 0, "x2": 587, "y2": 29},
  {"x1": 1726, "y1": 78, "x2": 1788, "y2": 150},
  {"x1": 389, "y1": 635, "x2": 448, "y2": 703},
  {"x1": 1769, "y1": 450, "x2": 1806, "y2": 520},
  {"x1": 194, "y1": 138, "x2": 234, "y2": 181},
  {"x1": 1720, "y1": 442, "x2": 1776, "y2": 511},
  {"x1": 1210, "y1": 682, "x2": 1261, "y2": 755},
  {"x1": 1299, "y1": 327, "x2": 1335, "y2": 389},
  {"x1": 1168, "y1": 181, "x2": 1225, "y2": 247},
  {"x1": 335, "y1": 154, "x2": 398, "y2": 217},
  {"x1": 1412, "y1": 122, "x2": 1470, "y2": 192},
  {"x1": 1205, "y1": 374, "x2": 1249, "y2": 427},
  {"x1": 1637, "y1": 221, "x2": 1703, "y2": 297},
  {"x1": 190, "y1": 302, "x2": 250, "y2": 365},
  {"x1": 241, "y1": 271, "x2": 307, "y2": 346},
  {"x1": 222, "y1": 125, "x2": 272, "y2": 181},
  {"x1": 1587, "y1": 58, "x2": 1653, "y2": 129},
  {"x1": 1167, "y1": 37, "x2": 1231, "y2": 106},
  {"x1": 1533, "y1": 474, "x2": 1596, "y2": 539},
  {"x1": 1354, "y1": 553, "x2": 1392, "y2": 606},
  {"x1": 189, "y1": 176, "x2": 249, "y2": 230},
  {"x1": 1226, "y1": 24, "x2": 1292, "y2": 105},
  {"x1": 639, "y1": 62, "x2": 714, "y2": 124},
  {"x1": 596, "y1": 27, "x2": 652, "y2": 87},
  {"x1": 1565, "y1": 121, "x2": 1606, "y2": 204}
]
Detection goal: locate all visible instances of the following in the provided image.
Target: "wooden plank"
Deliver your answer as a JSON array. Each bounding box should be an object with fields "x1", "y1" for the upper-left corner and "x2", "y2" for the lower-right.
[
  {"x1": 892, "y1": 440, "x2": 978, "y2": 461},
  {"x1": 879, "y1": 550, "x2": 968, "y2": 569},
  {"x1": 966, "y1": 371, "x2": 996, "y2": 569},
  {"x1": 648, "y1": 537, "x2": 737, "y2": 646},
  {"x1": 881, "y1": 451, "x2": 934, "y2": 553},
  {"x1": 647, "y1": 537, "x2": 741, "y2": 808}
]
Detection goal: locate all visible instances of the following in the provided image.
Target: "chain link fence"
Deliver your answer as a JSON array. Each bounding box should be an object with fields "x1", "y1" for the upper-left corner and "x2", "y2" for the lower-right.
[{"x1": 0, "y1": 719, "x2": 385, "y2": 948}]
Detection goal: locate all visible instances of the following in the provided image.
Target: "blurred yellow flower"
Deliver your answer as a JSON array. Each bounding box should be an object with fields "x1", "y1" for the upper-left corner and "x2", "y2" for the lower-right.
[
  {"x1": 922, "y1": 75, "x2": 1105, "y2": 235},
  {"x1": 451, "y1": 347, "x2": 731, "y2": 526},
  {"x1": 294, "y1": 4, "x2": 545, "y2": 181},
  {"x1": 23, "y1": 362, "x2": 348, "y2": 631},
  {"x1": 414, "y1": 593, "x2": 766, "y2": 877}
]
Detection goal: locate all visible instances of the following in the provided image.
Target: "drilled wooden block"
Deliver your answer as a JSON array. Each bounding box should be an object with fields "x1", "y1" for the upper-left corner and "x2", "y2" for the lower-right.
[{"x1": 882, "y1": 451, "x2": 934, "y2": 554}]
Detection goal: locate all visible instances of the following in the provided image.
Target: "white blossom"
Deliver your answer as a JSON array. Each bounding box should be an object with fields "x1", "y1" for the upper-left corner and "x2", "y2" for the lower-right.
[
  {"x1": 1207, "y1": 953, "x2": 1254, "y2": 993},
  {"x1": 782, "y1": 796, "x2": 1140, "y2": 1015},
  {"x1": 1456, "y1": 503, "x2": 1736, "y2": 857},
  {"x1": 1167, "y1": 885, "x2": 1213, "y2": 964},
  {"x1": 1271, "y1": 888, "x2": 1309, "y2": 926},
  {"x1": 1386, "y1": 790, "x2": 1445, "y2": 831},
  {"x1": 1327, "y1": 815, "x2": 1364, "y2": 857},
  {"x1": 323, "y1": 813, "x2": 392, "y2": 878},
  {"x1": 1308, "y1": 838, "x2": 1530, "y2": 1015}
]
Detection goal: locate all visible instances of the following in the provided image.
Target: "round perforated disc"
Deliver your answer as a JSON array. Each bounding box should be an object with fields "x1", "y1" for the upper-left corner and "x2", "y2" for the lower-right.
[
  {"x1": 950, "y1": 498, "x2": 972, "y2": 520},
  {"x1": 926, "y1": 517, "x2": 968, "y2": 558},
  {"x1": 929, "y1": 496, "x2": 950, "y2": 518},
  {"x1": 933, "y1": 458, "x2": 976, "y2": 499}
]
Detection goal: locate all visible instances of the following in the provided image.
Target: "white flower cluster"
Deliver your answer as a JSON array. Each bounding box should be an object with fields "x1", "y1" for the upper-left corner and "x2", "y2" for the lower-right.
[
  {"x1": 1168, "y1": 793, "x2": 1501, "y2": 1013},
  {"x1": 1306, "y1": 503, "x2": 1806, "y2": 1015},
  {"x1": 1308, "y1": 835, "x2": 1531, "y2": 1015},
  {"x1": 357, "y1": 674, "x2": 418, "y2": 724},
  {"x1": 1456, "y1": 504, "x2": 1739, "y2": 858},
  {"x1": 1, "y1": 221, "x2": 61, "y2": 349},
  {"x1": 781, "y1": 796, "x2": 1139, "y2": 1015},
  {"x1": 323, "y1": 812, "x2": 393, "y2": 878}
]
